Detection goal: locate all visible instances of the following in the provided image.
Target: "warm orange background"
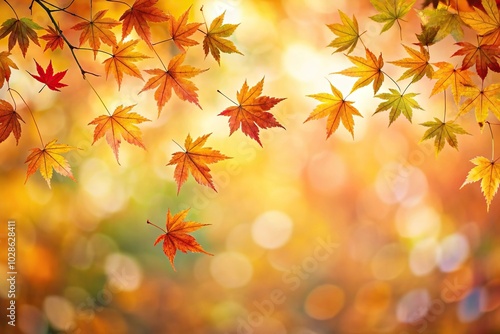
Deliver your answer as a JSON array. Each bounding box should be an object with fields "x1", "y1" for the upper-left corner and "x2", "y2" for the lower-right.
[{"x1": 1, "y1": 0, "x2": 500, "y2": 333}]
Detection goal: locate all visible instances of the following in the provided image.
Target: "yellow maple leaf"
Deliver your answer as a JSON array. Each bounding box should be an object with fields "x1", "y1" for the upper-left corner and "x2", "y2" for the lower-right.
[{"x1": 461, "y1": 156, "x2": 500, "y2": 211}]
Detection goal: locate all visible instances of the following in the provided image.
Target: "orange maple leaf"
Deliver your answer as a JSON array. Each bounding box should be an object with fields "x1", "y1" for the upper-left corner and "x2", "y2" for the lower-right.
[
  {"x1": 40, "y1": 26, "x2": 64, "y2": 52},
  {"x1": 119, "y1": 0, "x2": 169, "y2": 47},
  {"x1": 88, "y1": 105, "x2": 151, "y2": 164},
  {"x1": 430, "y1": 62, "x2": 475, "y2": 105},
  {"x1": 203, "y1": 11, "x2": 242, "y2": 64},
  {"x1": 0, "y1": 99, "x2": 24, "y2": 145},
  {"x1": 390, "y1": 45, "x2": 434, "y2": 82},
  {"x1": 167, "y1": 6, "x2": 202, "y2": 51},
  {"x1": 460, "y1": 0, "x2": 500, "y2": 44},
  {"x1": 72, "y1": 10, "x2": 120, "y2": 59},
  {"x1": 25, "y1": 139, "x2": 77, "y2": 188},
  {"x1": 452, "y1": 40, "x2": 500, "y2": 79},
  {"x1": 219, "y1": 78, "x2": 285, "y2": 146},
  {"x1": 336, "y1": 48, "x2": 384, "y2": 93},
  {"x1": 0, "y1": 17, "x2": 42, "y2": 57},
  {"x1": 0, "y1": 51, "x2": 18, "y2": 88},
  {"x1": 305, "y1": 83, "x2": 363, "y2": 138},
  {"x1": 167, "y1": 133, "x2": 230, "y2": 194},
  {"x1": 103, "y1": 40, "x2": 150, "y2": 89},
  {"x1": 139, "y1": 52, "x2": 207, "y2": 115},
  {"x1": 148, "y1": 208, "x2": 212, "y2": 271},
  {"x1": 461, "y1": 156, "x2": 500, "y2": 211},
  {"x1": 459, "y1": 82, "x2": 500, "y2": 125}
]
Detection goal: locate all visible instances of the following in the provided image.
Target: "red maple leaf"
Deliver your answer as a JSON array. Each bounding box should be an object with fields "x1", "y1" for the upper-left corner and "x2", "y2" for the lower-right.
[{"x1": 28, "y1": 60, "x2": 67, "y2": 92}]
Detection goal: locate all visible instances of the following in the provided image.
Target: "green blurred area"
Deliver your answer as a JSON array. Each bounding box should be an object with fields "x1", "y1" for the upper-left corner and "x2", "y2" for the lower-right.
[{"x1": 1, "y1": 0, "x2": 500, "y2": 333}]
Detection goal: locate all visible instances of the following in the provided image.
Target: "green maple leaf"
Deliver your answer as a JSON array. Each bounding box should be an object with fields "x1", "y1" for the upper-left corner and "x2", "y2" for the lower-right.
[
  {"x1": 327, "y1": 10, "x2": 361, "y2": 54},
  {"x1": 370, "y1": 0, "x2": 416, "y2": 33},
  {"x1": 374, "y1": 88, "x2": 422, "y2": 124},
  {"x1": 417, "y1": 5, "x2": 464, "y2": 42},
  {"x1": 420, "y1": 118, "x2": 470, "y2": 154}
]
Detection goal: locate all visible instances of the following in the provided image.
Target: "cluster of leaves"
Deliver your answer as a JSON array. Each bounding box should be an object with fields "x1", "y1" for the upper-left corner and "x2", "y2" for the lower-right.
[
  {"x1": 0, "y1": 0, "x2": 290, "y2": 269},
  {"x1": 314, "y1": 0, "x2": 500, "y2": 211}
]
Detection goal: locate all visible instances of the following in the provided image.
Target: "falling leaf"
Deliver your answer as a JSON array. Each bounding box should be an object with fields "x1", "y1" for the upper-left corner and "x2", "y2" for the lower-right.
[
  {"x1": 305, "y1": 83, "x2": 363, "y2": 138},
  {"x1": 461, "y1": 156, "x2": 500, "y2": 211},
  {"x1": 40, "y1": 26, "x2": 64, "y2": 51},
  {"x1": 88, "y1": 105, "x2": 151, "y2": 164},
  {"x1": 0, "y1": 51, "x2": 18, "y2": 88},
  {"x1": 167, "y1": 133, "x2": 230, "y2": 194},
  {"x1": 28, "y1": 60, "x2": 68, "y2": 92},
  {"x1": 25, "y1": 139, "x2": 77, "y2": 188},
  {"x1": 420, "y1": 117, "x2": 470, "y2": 154},
  {"x1": 119, "y1": 0, "x2": 169, "y2": 47},
  {"x1": 167, "y1": 6, "x2": 202, "y2": 51},
  {"x1": 149, "y1": 208, "x2": 212, "y2": 271},
  {"x1": 390, "y1": 45, "x2": 434, "y2": 82},
  {"x1": 0, "y1": 99, "x2": 24, "y2": 145},
  {"x1": 374, "y1": 88, "x2": 422, "y2": 124},
  {"x1": 459, "y1": 82, "x2": 500, "y2": 125},
  {"x1": 418, "y1": 5, "x2": 464, "y2": 42},
  {"x1": 0, "y1": 17, "x2": 42, "y2": 57},
  {"x1": 415, "y1": 23, "x2": 439, "y2": 46},
  {"x1": 139, "y1": 52, "x2": 207, "y2": 115},
  {"x1": 72, "y1": 10, "x2": 120, "y2": 59},
  {"x1": 453, "y1": 40, "x2": 500, "y2": 79},
  {"x1": 103, "y1": 40, "x2": 150, "y2": 89},
  {"x1": 327, "y1": 10, "x2": 361, "y2": 54},
  {"x1": 370, "y1": 0, "x2": 416, "y2": 33},
  {"x1": 203, "y1": 11, "x2": 242, "y2": 64},
  {"x1": 219, "y1": 78, "x2": 285, "y2": 146},
  {"x1": 430, "y1": 62, "x2": 475, "y2": 105},
  {"x1": 460, "y1": 0, "x2": 500, "y2": 44},
  {"x1": 336, "y1": 48, "x2": 384, "y2": 93}
]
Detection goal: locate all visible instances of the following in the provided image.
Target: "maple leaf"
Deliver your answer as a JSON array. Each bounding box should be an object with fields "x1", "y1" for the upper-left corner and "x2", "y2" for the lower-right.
[
  {"x1": 305, "y1": 83, "x2": 363, "y2": 138},
  {"x1": 370, "y1": 0, "x2": 416, "y2": 33},
  {"x1": 390, "y1": 45, "x2": 434, "y2": 82},
  {"x1": 25, "y1": 139, "x2": 77, "y2": 188},
  {"x1": 139, "y1": 52, "x2": 208, "y2": 115},
  {"x1": 418, "y1": 5, "x2": 464, "y2": 42},
  {"x1": 40, "y1": 26, "x2": 64, "y2": 52},
  {"x1": 0, "y1": 17, "x2": 42, "y2": 57},
  {"x1": 88, "y1": 105, "x2": 151, "y2": 164},
  {"x1": 415, "y1": 23, "x2": 439, "y2": 46},
  {"x1": 336, "y1": 48, "x2": 384, "y2": 93},
  {"x1": 461, "y1": 156, "x2": 500, "y2": 211},
  {"x1": 219, "y1": 78, "x2": 285, "y2": 146},
  {"x1": 0, "y1": 51, "x2": 18, "y2": 88},
  {"x1": 72, "y1": 10, "x2": 120, "y2": 59},
  {"x1": 167, "y1": 133, "x2": 230, "y2": 194},
  {"x1": 167, "y1": 6, "x2": 202, "y2": 52},
  {"x1": 103, "y1": 40, "x2": 150, "y2": 89},
  {"x1": 327, "y1": 10, "x2": 361, "y2": 54},
  {"x1": 119, "y1": 0, "x2": 169, "y2": 47},
  {"x1": 420, "y1": 117, "x2": 470, "y2": 154},
  {"x1": 459, "y1": 82, "x2": 500, "y2": 125},
  {"x1": 28, "y1": 60, "x2": 67, "y2": 92},
  {"x1": 430, "y1": 62, "x2": 475, "y2": 105},
  {"x1": 460, "y1": 0, "x2": 500, "y2": 44},
  {"x1": 0, "y1": 99, "x2": 24, "y2": 145},
  {"x1": 453, "y1": 40, "x2": 500, "y2": 79},
  {"x1": 149, "y1": 208, "x2": 212, "y2": 271},
  {"x1": 374, "y1": 88, "x2": 422, "y2": 124},
  {"x1": 203, "y1": 11, "x2": 243, "y2": 64}
]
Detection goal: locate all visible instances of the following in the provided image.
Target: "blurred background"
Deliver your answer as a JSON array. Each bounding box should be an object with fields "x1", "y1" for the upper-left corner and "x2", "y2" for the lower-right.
[{"x1": 1, "y1": 0, "x2": 500, "y2": 333}]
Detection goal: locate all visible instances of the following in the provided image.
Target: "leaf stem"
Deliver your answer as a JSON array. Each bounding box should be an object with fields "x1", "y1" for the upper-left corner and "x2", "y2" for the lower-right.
[
  {"x1": 443, "y1": 90, "x2": 447, "y2": 122},
  {"x1": 9, "y1": 87, "x2": 44, "y2": 146},
  {"x1": 487, "y1": 121, "x2": 495, "y2": 161},
  {"x1": 200, "y1": 6, "x2": 209, "y2": 35},
  {"x1": 3, "y1": 0, "x2": 18, "y2": 19},
  {"x1": 172, "y1": 139, "x2": 185, "y2": 151},
  {"x1": 147, "y1": 220, "x2": 167, "y2": 233},
  {"x1": 381, "y1": 70, "x2": 401, "y2": 92},
  {"x1": 217, "y1": 89, "x2": 238, "y2": 105},
  {"x1": 106, "y1": 0, "x2": 131, "y2": 8},
  {"x1": 152, "y1": 37, "x2": 173, "y2": 46},
  {"x1": 150, "y1": 44, "x2": 167, "y2": 71},
  {"x1": 359, "y1": 31, "x2": 367, "y2": 49},
  {"x1": 86, "y1": 79, "x2": 111, "y2": 116}
]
